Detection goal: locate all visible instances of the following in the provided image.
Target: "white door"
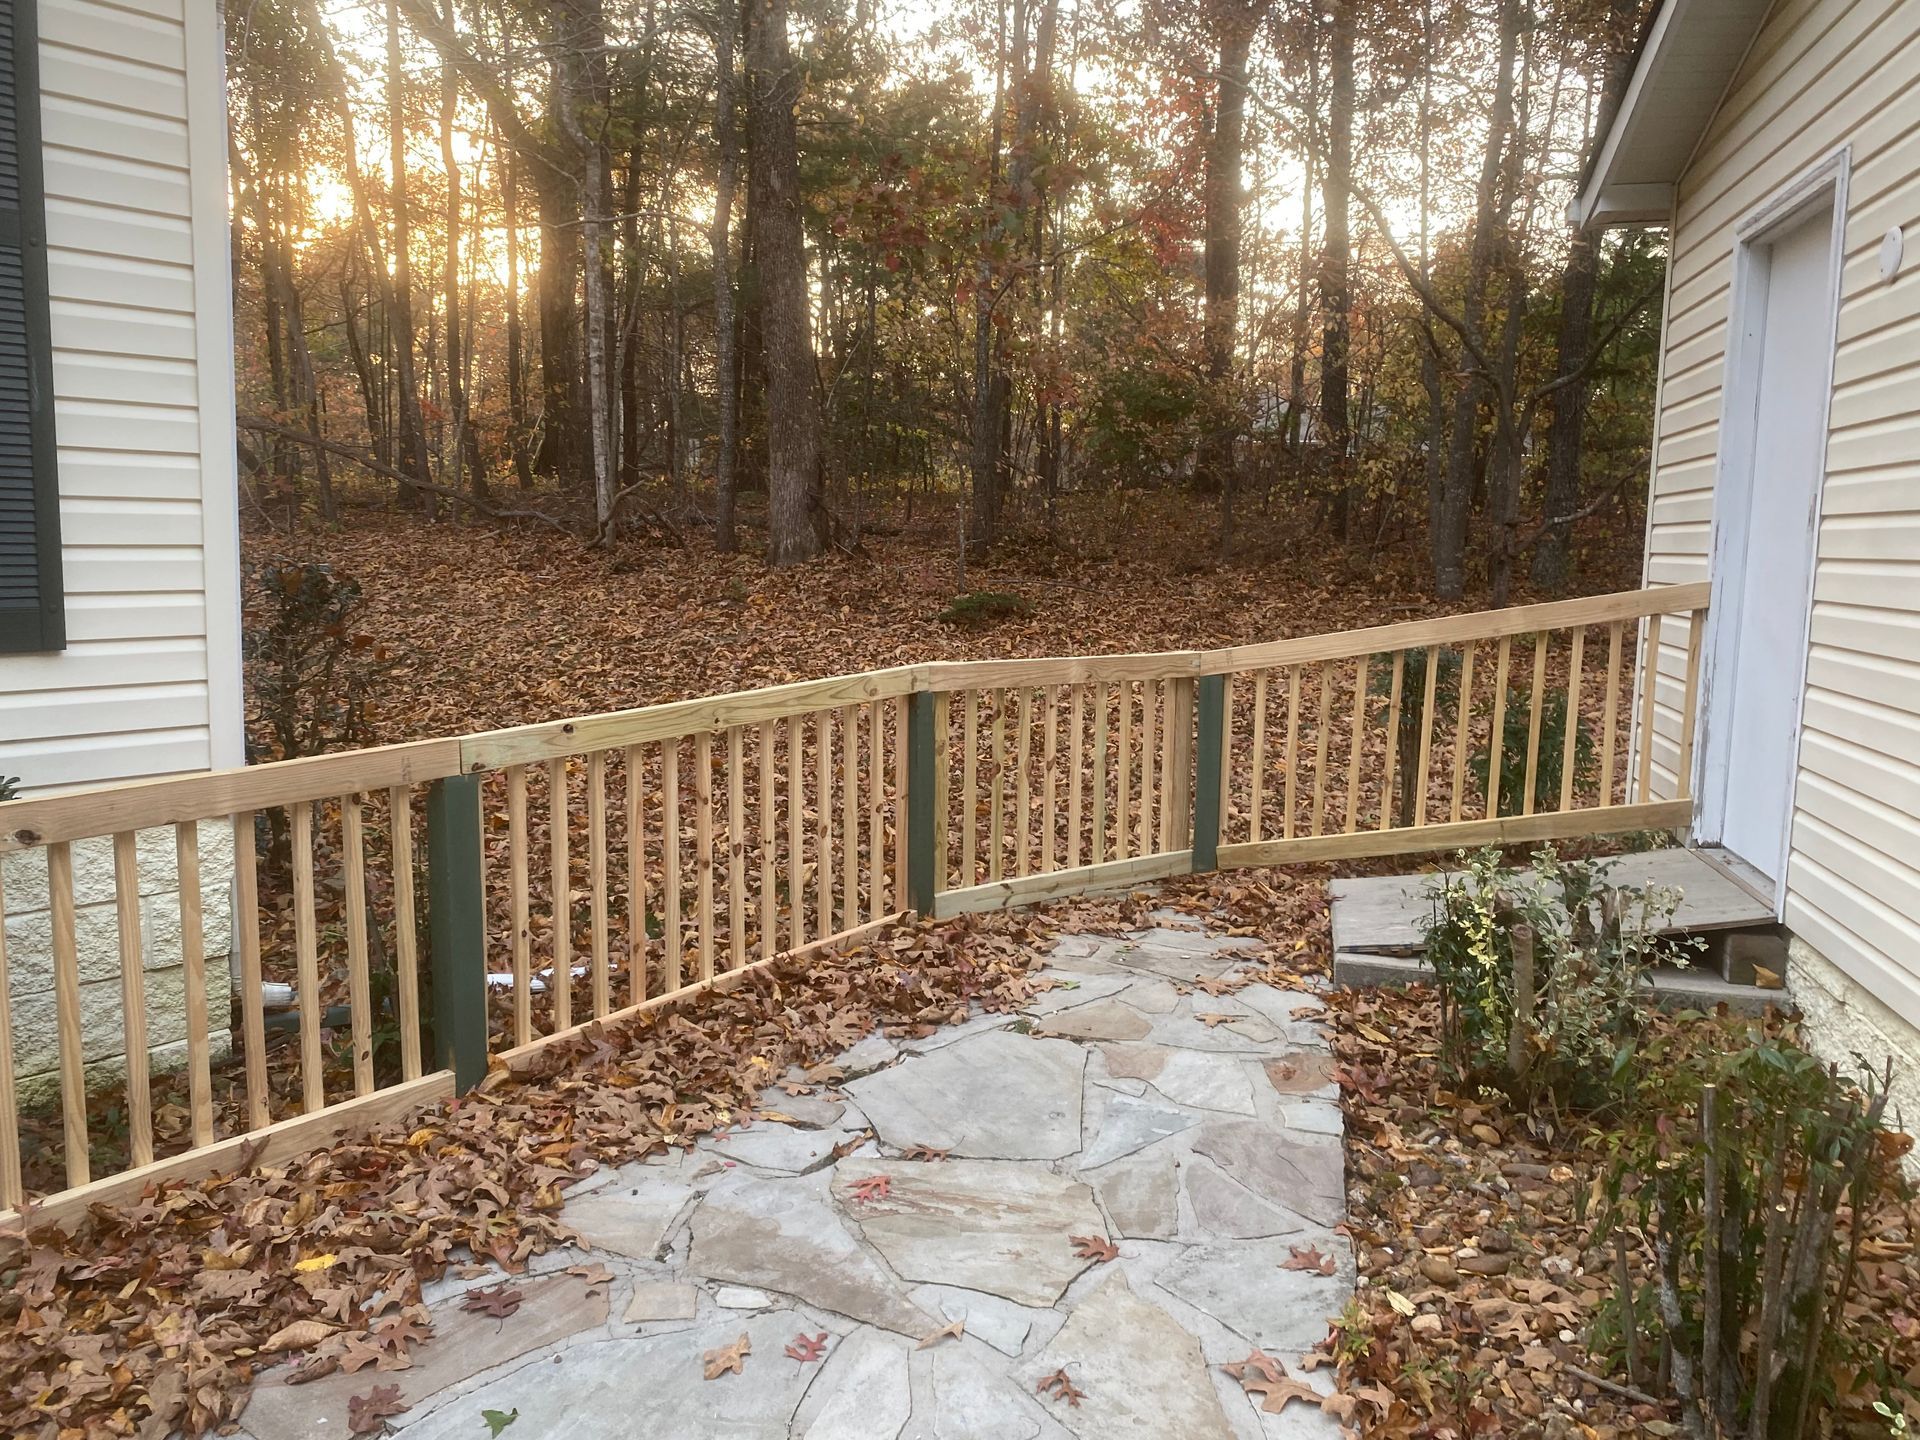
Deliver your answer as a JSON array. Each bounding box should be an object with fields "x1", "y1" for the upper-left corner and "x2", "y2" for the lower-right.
[{"x1": 1706, "y1": 202, "x2": 1836, "y2": 885}]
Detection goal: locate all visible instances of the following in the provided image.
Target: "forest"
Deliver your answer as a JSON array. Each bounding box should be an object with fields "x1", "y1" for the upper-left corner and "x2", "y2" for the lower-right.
[{"x1": 227, "y1": 0, "x2": 1663, "y2": 610}]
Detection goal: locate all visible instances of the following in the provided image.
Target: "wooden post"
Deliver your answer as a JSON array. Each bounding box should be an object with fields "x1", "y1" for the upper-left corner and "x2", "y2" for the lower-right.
[
  {"x1": 1192, "y1": 674, "x2": 1226, "y2": 871},
  {"x1": 906, "y1": 691, "x2": 939, "y2": 914},
  {"x1": 427, "y1": 773, "x2": 489, "y2": 1091}
]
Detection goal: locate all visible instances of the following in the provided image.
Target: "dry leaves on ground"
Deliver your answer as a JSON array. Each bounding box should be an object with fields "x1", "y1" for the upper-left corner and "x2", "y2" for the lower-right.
[{"x1": 703, "y1": 1334, "x2": 752, "y2": 1380}]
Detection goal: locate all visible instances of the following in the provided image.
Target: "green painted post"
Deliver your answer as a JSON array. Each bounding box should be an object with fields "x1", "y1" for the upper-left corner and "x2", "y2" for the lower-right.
[
  {"x1": 906, "y1": 691, "x2": 940, "y2": 914},
  {"x1": 1192, "y1": 674, "x2": 1226, "y2": 872},
  {"x1": 426, "y1": 773, "x2": 489, "y2": 1091}
]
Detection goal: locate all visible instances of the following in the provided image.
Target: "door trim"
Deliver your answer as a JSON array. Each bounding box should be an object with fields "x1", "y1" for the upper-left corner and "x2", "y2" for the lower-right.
[{"x1": 1693, "y1": 145, "x2": 1848, "y2": 916}]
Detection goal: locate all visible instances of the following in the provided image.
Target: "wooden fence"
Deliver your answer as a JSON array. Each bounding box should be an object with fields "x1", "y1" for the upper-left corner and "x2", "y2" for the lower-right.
[{"x1": 0, "y1": 582, "x2": 1706, "y2": 1226}]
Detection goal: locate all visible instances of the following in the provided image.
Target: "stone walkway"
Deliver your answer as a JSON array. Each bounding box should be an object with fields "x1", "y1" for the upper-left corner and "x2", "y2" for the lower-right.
[{"x1": 239, "y1": 917, "x2": 1352, "y2": 1439}]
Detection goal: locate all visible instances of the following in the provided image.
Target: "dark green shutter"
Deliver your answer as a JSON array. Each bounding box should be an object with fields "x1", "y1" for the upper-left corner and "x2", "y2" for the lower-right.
[{"x1": 0, "y1": 0, "x2": 59, "y2": 654}]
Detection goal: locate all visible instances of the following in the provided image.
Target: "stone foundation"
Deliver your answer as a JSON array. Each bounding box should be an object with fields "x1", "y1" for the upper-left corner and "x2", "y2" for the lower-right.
[
  {"x1": 3, "y1": 822, "x2": 235, "y2": 1108},
  {"x1": 1786, "y1": 934, "x2": 1920, "y2": 1180}
]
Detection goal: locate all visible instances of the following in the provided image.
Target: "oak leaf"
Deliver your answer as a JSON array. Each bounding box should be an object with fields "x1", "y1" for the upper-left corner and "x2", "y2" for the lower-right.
[
  {"x1": 1068, "y1": 1234, "x2": 1119, "y2": 1263},
  {"x1": 849, "y1": 1174, "x2": 891, "y2": 1203},
  {"x1": 1282, "y1": 1244, "x2": 1336, "y2": 1276},
  {"x1": 784, "y1": 1332, "x2": 829, "y2": 1363},
  {"x1": 1036, "y1": 1368, "x2": 1087, "y2": 1407},
  {"x1": 704, "y1": 1332, "x2": 752, "y2": 1379},
  {"x1": 347, "y1": 1383, "x2": 408, "y2": 1435},
  {"x1": 915, "y1": 1320, "x2": 964, "y2": 1350},
  {"x1": 462, "y1": 1285, "x2": 524, "y2": 1319}
]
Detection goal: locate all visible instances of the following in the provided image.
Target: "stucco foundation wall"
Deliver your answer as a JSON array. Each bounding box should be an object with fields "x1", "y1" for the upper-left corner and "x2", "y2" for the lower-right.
[
  {"x1": 2, "y1": 819, "x2": 233, "y2": 1107},
  {"x1": 1787, "y1": 934, "x2": 1920, "y2": 1181}
]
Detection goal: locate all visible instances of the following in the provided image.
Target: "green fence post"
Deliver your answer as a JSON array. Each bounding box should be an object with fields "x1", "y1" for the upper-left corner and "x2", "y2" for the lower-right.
[
  {"x1": 906, "y1": 691, "x2": 939, "y2": 914},
  {"x1": 1192, "y1": 674, "x2": 1226, "y2": 872},
  {"x1": 426, "y1": 773, "x2": 489, "y2": 1091}
]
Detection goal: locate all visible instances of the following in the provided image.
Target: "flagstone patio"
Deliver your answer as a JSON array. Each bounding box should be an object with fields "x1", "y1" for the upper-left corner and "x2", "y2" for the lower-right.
[{"x1": 236, "y1": 918, "x2": 1352, "y2": 1439}]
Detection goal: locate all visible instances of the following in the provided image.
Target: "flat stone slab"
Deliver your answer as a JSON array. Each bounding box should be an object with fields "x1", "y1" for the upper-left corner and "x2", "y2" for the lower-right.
[
  {"x1": 907, "y1": 1283, "x2": 1049, "y2": 1357},
  {"x1": 1108, "y1": 943, "x2": 1247, "y2": 982},
  {"x1": 907, "y1": 1341, "x2": 1074, "y2": 1440},
  {"x1": 1191, "y1": 1119, "x2": 1344, "y2": 1227},
  {"x1": 1184, "y1": 1158, "x2": 1314, "y2": 1240},
  {"x1": 795, "y1": 1327, "x2": 914, "y2": 1440},
  {"x1": 1260, "y1": 1052, "x2": 1338, "y2": 1096},
  {"x1": 1021, "y1": 1273, "x2": 1236, "y2": 1439},
  {"x1": 561, "y1": 1181, "x2": 694, "y2": 1260},
  {"x1": 1021, "y1": 973, "x2": 1136, "y2": 1016},
  {"x1": 1078, "y1": 1092, "x2": 1198, "y2": 1170},
  {"x1": 837, "y1": 1159, "x2": 1105, "y2": 1308},
  {"x1": 757, "y1": 1088, "x2": 849, "y2": 1129},
  {"x1": 1156, "y1": 1237, "x2": 1354, "y2": 1358},
  {"x1": 1089, "y1": 1154, "x2": 1179, "y2": 1239},
  {"x1": 688, "y1": 1172, "x2": 934, "y2": 1336},
  {"x1": 625, "y1": 1279, "x2": 699, "y2": 1322},
  {"x1": 1145, "y1": 1007, "x2": 1280, "y2": 1052},
  {"x1": 847, "y1": 1029, "x2": 1085, "y2": 1160},
  {"x1": 1036, "y1": 997, "x2": 1153, "y2": 1042},
  {"x1": 397, "y1": 1311, "x2": 818, "y2": 1440},
  {"x1": 702, "y1": 1118, "x2": 862, "y2": 1173},
  {"x1": 242, "y1": 1272, "x2": 610, "y2": 1440},
  {"x1": 1102, "y1": 1045, "x2": 1255, "y2": 1115}
]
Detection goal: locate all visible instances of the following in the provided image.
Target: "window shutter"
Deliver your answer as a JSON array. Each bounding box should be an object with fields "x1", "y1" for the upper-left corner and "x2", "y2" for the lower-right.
[{"x1": 0, "y1": 0, "x2": 60, "y2": 654}]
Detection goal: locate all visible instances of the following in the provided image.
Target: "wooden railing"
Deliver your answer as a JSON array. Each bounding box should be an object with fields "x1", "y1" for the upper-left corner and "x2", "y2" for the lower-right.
[{"x1": 0, "y1": 582, "x2": 1707, "y2": 1226}]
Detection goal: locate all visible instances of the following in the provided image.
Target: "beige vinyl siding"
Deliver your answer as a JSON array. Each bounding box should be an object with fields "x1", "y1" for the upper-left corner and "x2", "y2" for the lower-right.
[
  {"x1": 0, "y1": 0, "x2": 240, "y2": 793},
  {"x1": 1640, "y1": 0, "x2": 1920, "y2": 1030}
]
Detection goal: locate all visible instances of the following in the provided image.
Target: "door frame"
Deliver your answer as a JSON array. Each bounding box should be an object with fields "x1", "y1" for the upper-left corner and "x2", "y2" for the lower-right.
[{"x1": 1693, "y1": 145, "x2": 1849, "y2": 913}]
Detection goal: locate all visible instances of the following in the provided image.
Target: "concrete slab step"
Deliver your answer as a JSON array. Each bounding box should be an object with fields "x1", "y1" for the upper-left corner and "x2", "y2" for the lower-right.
[{"x1": 1331, "y1": 949, "x2": 1786, "y2": 1015}]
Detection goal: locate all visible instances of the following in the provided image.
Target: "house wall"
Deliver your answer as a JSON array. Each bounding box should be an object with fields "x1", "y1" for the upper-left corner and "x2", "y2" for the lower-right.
[
  {"x1": 1638, "y1": 0, "x2": 1920, "y2": 1062},
  {"x1": 0, "y1": 0, "x2": 240, "y2": 1087}
]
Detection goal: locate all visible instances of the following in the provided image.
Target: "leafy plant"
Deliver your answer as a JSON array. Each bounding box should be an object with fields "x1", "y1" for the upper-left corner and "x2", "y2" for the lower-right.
[
  {"x1": 938, "y1": 590, "x2": 1031, "y2": 627},
  {"x1": 1371, "y1": 649, "x2": 1460, "y2": 826},
  {"x1": 1422, "y1": 846, "x2": 1698, "y2": 1108},
  {"x1": 1596, "y1": 1035, "x2": 1912, "y2": 1436},
  {"x1": 1468, "y1": 685, "x2": 1595, "y2": 818},
  {"x1": 245, "y1": 559, "x2": 401, "y2": 763},
  {"x1": 0, "y1": 774, "x2": 18, "y2": 802}
]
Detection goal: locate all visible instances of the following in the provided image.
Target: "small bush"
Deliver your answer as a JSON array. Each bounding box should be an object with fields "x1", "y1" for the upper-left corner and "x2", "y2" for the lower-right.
[
  {"x1": 1423, "y1": 846, "x2": 1699, "y2": 1108},
  {"x1": 246, "y1": 559, "x2": 401, "y2": 763},
  {"x1": 1469, "y1": 687, "x2": 1596, "y2": 817},
  {"x1": 938, "y1": 590, "x2": 1032, "y2": 627},
  {"x1": 0, "y1": 775, "x2": 18, "y2": 802},
  {"x1": 1372, "y1": 649, "x2": 1461, "y2": 826}
]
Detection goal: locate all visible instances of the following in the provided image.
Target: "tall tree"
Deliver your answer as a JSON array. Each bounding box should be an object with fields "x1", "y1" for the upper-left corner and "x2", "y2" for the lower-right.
[
  {"x1": 385, "y1": 0, "x2": 434, "y2": 507},
  {"x1": 746, "y1": 0, "x2": 824, "y2": 563},
  {"x1": 1317, "y1": 0, "x2": 1353, "y2": 523},
  {"x1": 1198, "y1": 0, "x2": 1260, "y2": 540},
  {"x1": 710, "y1": 0, "x2": 743, "y2": 551}
]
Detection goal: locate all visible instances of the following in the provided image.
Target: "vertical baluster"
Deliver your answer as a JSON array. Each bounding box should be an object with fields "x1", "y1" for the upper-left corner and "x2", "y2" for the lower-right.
[
  {"x1": 786, "y1": 716, "x2": 805, "y2": 951},
  {"x1": 507, "y1": 765, "x2": 532, "y2": 1045},
  {"x1": 697, "y1": 730, "x2": 716, "y2": 979},
  {"x1": 1249, "y1": 672, "x2": 1268, "y2": 843},
  {"x1": 342, "y1": 796, "x2": 374, "y2": 1096},
  {"x1": 1380, "y1": 652, "x2": 1406, "y2": 832},
  {"x1": 1678, "y1": 610, "x2": 1704, "y2": 798},
  {"x1": 988, "y1": 692, "x2": 1007, "y2": 883},
  {"x1": 1283, "y1": 667, "x2": 1300, "y2": 839},
  {"x1": 113, "y1": 831, "x2": 153, "y2": 1168},
  {"x1": 291, "y1": 803, "x2": 324, "y2": 1112},
  {"x1": 728, "y1": 727, "x2": 747, "y2": 967},
  {"x1": 1450, "y1": 642, "x2": 1478, "y2": 823},
  {"x1": 1091, "y1": 683, "x2": 1109, "y2": 865},
  {"x1": 1638, "y1": 613, "x2": 1665, "y2": 802},
  {"x1": 1487, "y1": 636, "x2": 1513, "y2": 820},
  {"x1": 815, "y1": 711, "x2": 832, "y2": 934},
  {"x1": 1065, "y1": 683, "x2": 1084, "y2": 869},
  {"x1": 0, "y1": 874, "x2": 20, "y2": 1205},
  {"x1": 1345, "y1": 656, "x2": 1369, "y2": 833},
  {"x1": 1115, "y1": 681, "x2": 1132, "y2": 862},
  {"x1": 1139, "y1": 679, "x2": 1159, "y2": 854},
  {"x1": 868, "y1": 702, "x2": 885, "y2": 917},
  {"x1": 1310, "y1": 663, "x2": 1333, "y2": 836},
  {"x1": 1522, "y1": 634, "x2": 1549, "y2": 817},
  {"x1": 664, "y1": 740, "x2": 684, "y2": 990},
  {"x1": 761, "y1": 723, "x2": 778, "y2": 958},
  {"x1": 962, "y1": 693, "x2": 979, "y2": 885},
  {"x1": 625, "y1": 744, "x2": 647, "y2": 1002},
  {"x1": 48, "y1": 842, "x2": 88, "y2": 1186},
  {"x1": 1014, "y1": 688, "x2": 1033, "y2": 876},
  {"x1": 174, "y1": 821, "x2": 213, "y2": 1147},
  {"x1": 1413, "y1": 647, "x2": 1439, "y2": 829},
  {"x1": 389, "y1": 787, "x2": 422, "y2": 1080},
  {"x1": 1601, "y1": 621, "x2": 1624, "y2": 804},
  {"x1": 547, "y1": 758, "x2": 573, "y2": 1030},
  {"x1": 840, "y1": 704, "x2": 859, "y2": 929},
  {"x1": 1041, "y1": 686, "x2": 1058, "y2": 873},
  {"x1": 232, "y1": 814, "x2": 268, "y2": 1125},
  {"x1": 892, "y1": 698, "x2": 910, "y2": 907},
  {"x1": 1560, "y1": 630, "x2": 1586, "y2": 813},
  {"x1": 1216, "y1": 675, "x2": 1233, "y2": 839},
  {"x1": 1164, "y1": 678, "x2": 1195, "y2": 849},
  {"x1": 589, "y1": 751, "x2": 610, "y2": 1012}
]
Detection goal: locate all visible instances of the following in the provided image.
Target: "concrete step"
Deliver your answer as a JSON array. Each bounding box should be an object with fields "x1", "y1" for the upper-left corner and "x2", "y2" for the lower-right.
[{"x1": 1332, "y1": 948, "x2": 1786, "y2": 1015}]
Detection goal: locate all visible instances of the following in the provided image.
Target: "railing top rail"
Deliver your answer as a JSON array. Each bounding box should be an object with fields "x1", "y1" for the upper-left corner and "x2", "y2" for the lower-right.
[
  {"x1": 0, "y1": 739, "x2": 464, "y2": 853},
  {"x1": 0, "y1": 583, "x2": 1705, "y2": 848},
  {"x1": 1196, "y1": 581, "x2": 1710, "y2": 675}
]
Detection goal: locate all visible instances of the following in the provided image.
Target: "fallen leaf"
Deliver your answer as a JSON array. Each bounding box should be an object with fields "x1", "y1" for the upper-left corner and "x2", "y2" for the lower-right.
[
  {"x1": 347, "y1": 1383, "x2": 408, "y2": 1435},
  {"x1": 1282, "y1": 1244, "x2": 1336, "y2": 1276},
  {"x1": 916, "y1": 1319, "x2": 964, "y2": 1350},
  {"x1": 784, "y1": 1331, "x2": 829, "y2": 1363},
  {"x1": 1068, "y1": 1234, "x2": 1119, "y2": 1263},
  {"x1": 482, "y1": 1409, "x2": 519, "y2": 1437},
  {"x1": 260, "y1": 1319, "x2": 339, "y2": 1354},
  {"x1": 1037, "y1": 1368, "x2": 1087, "y2": 1407},
  {"x1": 462, "y1": 1285, "x2": 524, "y2": 1319},
  {"x1": 849, "y1": 1174, "x2": 891, "y2": 1203},
  {"x1": 1221, "y1": 1349, "x2": 1286, "y2": 1386},
  {"x1": 704, "y1": 1332, "x2": 752, "y2": 1379},
  {"x1": 294, "y1": 1253, "x2": 340, "y2": 1274}
]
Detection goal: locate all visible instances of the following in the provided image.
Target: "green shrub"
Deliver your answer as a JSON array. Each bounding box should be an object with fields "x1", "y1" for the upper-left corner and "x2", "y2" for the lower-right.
[
  {"x1": 938, "y1": 590, "x2": 1031, "y2": 627},
  {"x1": 1371, "y1": 649, "x2": 1461, "y2": 826},
  {"x1": 1422, "y1": 846, "x2": 1698, "y2": 1108},
  {"x1": 0, "y1": 775, "x2": 18, "y2": 802},
  {"x1": 1468, "y1": 687, "x2": 1596, "y2": 817},
  {"x1": 245, "y1": 559, "x2": 400, "y2": 763}
]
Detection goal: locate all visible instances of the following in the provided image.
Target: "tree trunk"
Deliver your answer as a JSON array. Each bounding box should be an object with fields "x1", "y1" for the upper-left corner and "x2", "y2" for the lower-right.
[
  {"x1": 439, "y1": 4, "x2": 481, "y2": 502},
  {"x1": 502, "y1": 135, "x2": 535, "y2": 488},
  {"x1": 1200, "y1": 5, "x2": 1254, "y2": 542},
  {"x1": 746, "y1": 0, "x2": 824, "y2": 564},
  {"x1": 531, "y1": 109, "x2": 586, "y2": 483},
  {"x1": 967, "y1": 0, "x2": 1011, "y2": 554},
  {"x1": 1319, "y1": 0, "x2": 1354, "y2": 532},
  {"x1": 711, "y1": 0, "x2": 742, "y2": 551},
  {"x1": 386, "y1": 0, "x2": 434, "y2": 511}
]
